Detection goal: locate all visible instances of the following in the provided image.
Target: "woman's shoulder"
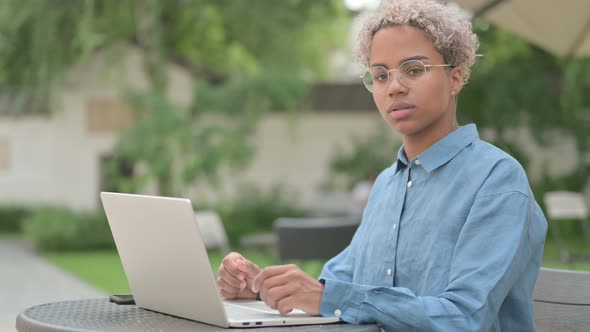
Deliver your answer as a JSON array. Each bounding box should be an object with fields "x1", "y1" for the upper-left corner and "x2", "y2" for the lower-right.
[
  {"x1": 467, "y1": 140, "x2": 531, "y2": 197},
  {"x1": 374, "y1": 160, "x2": 398, "y2": 179},
  {"x1": 470, "y1": 139, "x2": 526, "y2": 170}
]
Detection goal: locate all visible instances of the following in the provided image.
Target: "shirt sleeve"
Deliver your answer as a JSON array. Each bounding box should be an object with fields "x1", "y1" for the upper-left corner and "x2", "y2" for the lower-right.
[
  {"x1": 319, "y1": 246, "x2": 355, "y2": 282},
  {"x1": 319, "y1": 161, "x2": 547, "y2": 331}
]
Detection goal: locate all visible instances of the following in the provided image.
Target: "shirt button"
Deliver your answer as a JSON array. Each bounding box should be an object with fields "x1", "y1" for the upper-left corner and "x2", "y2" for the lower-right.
[
  {"x1": 334, "y1": 309, "x2": 342, "y2": 317},
  {"x1": 415, "y1": 159, "x2": 421, "y2": 165},
  {"x1": 392, "y1": 224, "x2": 397, "y2": 232},
  {"x1": 387, "y1": 268, "x2": 392, "y2": 276},
  {"x1": 407, "y1": 180, "x2": 413, "y2": 188}
]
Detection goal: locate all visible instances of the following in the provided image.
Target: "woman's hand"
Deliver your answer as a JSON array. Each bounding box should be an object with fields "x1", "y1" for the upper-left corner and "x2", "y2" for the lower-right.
[
  {"x1": 216, "y1": 252, "x2": 261, "y2": 300},
  {"x1": 253, "y1": 264, "x2": 325, "y2": 315}
]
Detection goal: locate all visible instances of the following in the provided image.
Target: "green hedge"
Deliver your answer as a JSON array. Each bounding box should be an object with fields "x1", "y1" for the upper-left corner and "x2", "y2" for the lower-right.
[
  {"x1": 200, "y1": 184, "x2": 309, "y2": 246},
  {"x1": 22, "y1": 207, "x2": 115, "y2": 251},
  {"x1": 0, "y1": 206, "x2": 32, "y2": 233}
]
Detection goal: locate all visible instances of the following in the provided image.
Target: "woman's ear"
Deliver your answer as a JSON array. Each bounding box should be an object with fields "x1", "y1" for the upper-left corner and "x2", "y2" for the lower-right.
[{"x1": 449, "y1": 67, "x2": 464, "y2": 95}]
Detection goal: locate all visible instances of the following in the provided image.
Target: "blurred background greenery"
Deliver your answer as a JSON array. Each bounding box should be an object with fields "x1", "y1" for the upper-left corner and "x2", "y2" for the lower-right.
[{"x1": 0, "y1": 0, "x2": 588, "y2": 294}]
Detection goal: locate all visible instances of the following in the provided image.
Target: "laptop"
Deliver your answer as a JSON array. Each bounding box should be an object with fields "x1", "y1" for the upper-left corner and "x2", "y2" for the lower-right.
[{"x1": 100, "y1": 192, "x2": 341, "y2": 328}]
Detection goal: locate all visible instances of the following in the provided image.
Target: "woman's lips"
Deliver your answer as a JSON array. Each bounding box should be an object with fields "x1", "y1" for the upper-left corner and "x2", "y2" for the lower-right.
[{"x1": 389, "y1": 106, "x2": 415, "y2": 120}]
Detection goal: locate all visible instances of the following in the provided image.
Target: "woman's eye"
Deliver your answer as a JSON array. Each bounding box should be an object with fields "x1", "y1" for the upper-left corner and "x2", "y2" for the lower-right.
[
  {"x1": 406, "y1": 67, "x2": 425, "y2": 76},
  {"x1": 374, "y1": 73, "x2": 388, "y2": 81}
]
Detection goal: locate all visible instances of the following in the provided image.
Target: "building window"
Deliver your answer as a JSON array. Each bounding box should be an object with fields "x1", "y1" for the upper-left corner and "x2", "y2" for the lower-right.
[
  {"x1": 308, "y1": 83, "x2": 375, "y2": 111},
  {"x1": 87, "y1": 98, "x2": 134, "y2": 134}
]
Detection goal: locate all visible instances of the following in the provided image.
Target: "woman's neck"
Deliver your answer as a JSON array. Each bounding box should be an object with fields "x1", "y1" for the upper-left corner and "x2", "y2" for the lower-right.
[{"x1": 403, "y1": 119, "x2": 459, "y2": 161}]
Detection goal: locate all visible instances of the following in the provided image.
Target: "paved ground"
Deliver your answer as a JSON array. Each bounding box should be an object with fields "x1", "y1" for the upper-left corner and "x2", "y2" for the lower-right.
[{"x1": 0, "y1": 236, "x2": 105, "y2": 332}]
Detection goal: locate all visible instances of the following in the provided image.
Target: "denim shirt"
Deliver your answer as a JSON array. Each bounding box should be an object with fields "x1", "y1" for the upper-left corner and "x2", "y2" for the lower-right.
[{"x1": 319, "y1": 124, "x2": 547, "y2": 331}]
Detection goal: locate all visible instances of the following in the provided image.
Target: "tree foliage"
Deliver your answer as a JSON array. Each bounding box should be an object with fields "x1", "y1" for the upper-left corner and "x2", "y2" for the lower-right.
[
  {"x1": 1, "y1": 0, "x2": 351, "y2": 196},
  {"x1": 459, "y1": 20, "x2": 589, "y2": 191},
  {"x1": 324, "y1": 122, "x2": 399, "y2": 190}
]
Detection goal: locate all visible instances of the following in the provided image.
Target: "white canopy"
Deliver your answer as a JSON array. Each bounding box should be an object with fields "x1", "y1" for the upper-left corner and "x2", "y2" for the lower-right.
[{"x1": 453, "y1": 0, "x2": 590, "y2": 57}]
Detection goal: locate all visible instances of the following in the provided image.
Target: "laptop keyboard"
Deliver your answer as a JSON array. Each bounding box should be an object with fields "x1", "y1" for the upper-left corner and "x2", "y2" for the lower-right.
[
  {"x1": 224, "y1": 302, "x2": 286, "y2": 320},
  {"x1": 223, "y1": 300, "x2": 340, "y2": 326}
]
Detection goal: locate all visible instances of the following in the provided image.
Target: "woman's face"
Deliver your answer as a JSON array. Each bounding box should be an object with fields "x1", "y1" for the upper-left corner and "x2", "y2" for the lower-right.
[{"x1": 369, "y1": 25, "x2": 463, "y2": 138}]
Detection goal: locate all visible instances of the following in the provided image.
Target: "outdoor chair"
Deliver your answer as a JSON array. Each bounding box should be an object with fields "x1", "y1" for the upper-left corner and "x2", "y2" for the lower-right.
[
  {"x1": 274, "y1": 217, "x2": 360, "y2": 261},
  {"x1": 195, "y1": 210, "x2": 230, "y2": 255},
  {"x1": 533, "y1": 267, "x2": 590, "y2": 331},
  {"x1": 543, "y1": 191, "x2": 590, "y2": 262}
]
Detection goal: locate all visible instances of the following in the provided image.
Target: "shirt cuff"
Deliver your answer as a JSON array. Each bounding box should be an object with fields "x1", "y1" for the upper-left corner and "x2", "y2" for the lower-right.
[{"x1": 320, "y1": 278, "x2": 372, "y2": 323}]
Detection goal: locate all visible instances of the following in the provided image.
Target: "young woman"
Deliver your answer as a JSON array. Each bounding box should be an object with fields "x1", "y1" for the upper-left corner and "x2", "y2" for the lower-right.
[{"x1": 216, "y1": 1, "x2": 547, "y2": 330}]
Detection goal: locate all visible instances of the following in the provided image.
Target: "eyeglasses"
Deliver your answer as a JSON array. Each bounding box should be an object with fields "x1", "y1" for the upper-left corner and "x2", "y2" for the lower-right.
[{"x1": 361, "y1": 60, "x2": 452, "y2": 93}]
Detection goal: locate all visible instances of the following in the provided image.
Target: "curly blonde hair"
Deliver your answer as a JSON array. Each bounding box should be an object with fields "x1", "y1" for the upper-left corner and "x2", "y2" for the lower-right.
[{"x1": 355, "y1": 0, "x2": 479, "y2": 82}]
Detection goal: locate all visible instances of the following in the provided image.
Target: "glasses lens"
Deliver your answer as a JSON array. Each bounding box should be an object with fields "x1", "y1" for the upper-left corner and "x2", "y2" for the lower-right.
[
  {"x1": 362, "y1": 70, "x2": 375, "y2": 93},
  {"x1": 399, "y1": 60, "x2": 426, "y2": 87},
  {"x1": 363, "y1": 67, "x2": 389, "y2": 93}
]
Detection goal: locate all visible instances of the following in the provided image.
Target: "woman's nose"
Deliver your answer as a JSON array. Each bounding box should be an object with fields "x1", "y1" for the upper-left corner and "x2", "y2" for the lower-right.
[{"x1": 385, "y1": 72, "x2": 408, "y2": 95}]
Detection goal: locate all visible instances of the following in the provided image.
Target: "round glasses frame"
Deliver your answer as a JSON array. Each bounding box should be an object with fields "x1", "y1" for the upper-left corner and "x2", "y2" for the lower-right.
[{"x1": 361, "y1": 60, "x2": 452, "y2": 93}]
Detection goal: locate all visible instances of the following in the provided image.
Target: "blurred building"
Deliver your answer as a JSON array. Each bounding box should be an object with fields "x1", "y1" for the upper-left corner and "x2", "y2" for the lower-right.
[
  {"x1": 0, "y1": 45, "x2": 397, "y2": 211},
  {"x1": 0, "y1": 42, "x2": 585, "y2": 211}
]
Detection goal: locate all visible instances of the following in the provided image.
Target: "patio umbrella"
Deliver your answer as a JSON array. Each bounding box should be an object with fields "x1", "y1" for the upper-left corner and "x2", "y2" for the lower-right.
[{"x1": 452, "y1": 0, "x2": 590, "y2": 57}]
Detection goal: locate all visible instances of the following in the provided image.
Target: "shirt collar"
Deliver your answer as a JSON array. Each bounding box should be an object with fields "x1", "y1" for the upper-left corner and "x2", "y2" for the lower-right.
[
  {"x1": 395, "y1": 124, "x2": 479, "y2": 173},
  {"x1": 395, "y1": 146, "x2": 409, "y2": 173}
]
